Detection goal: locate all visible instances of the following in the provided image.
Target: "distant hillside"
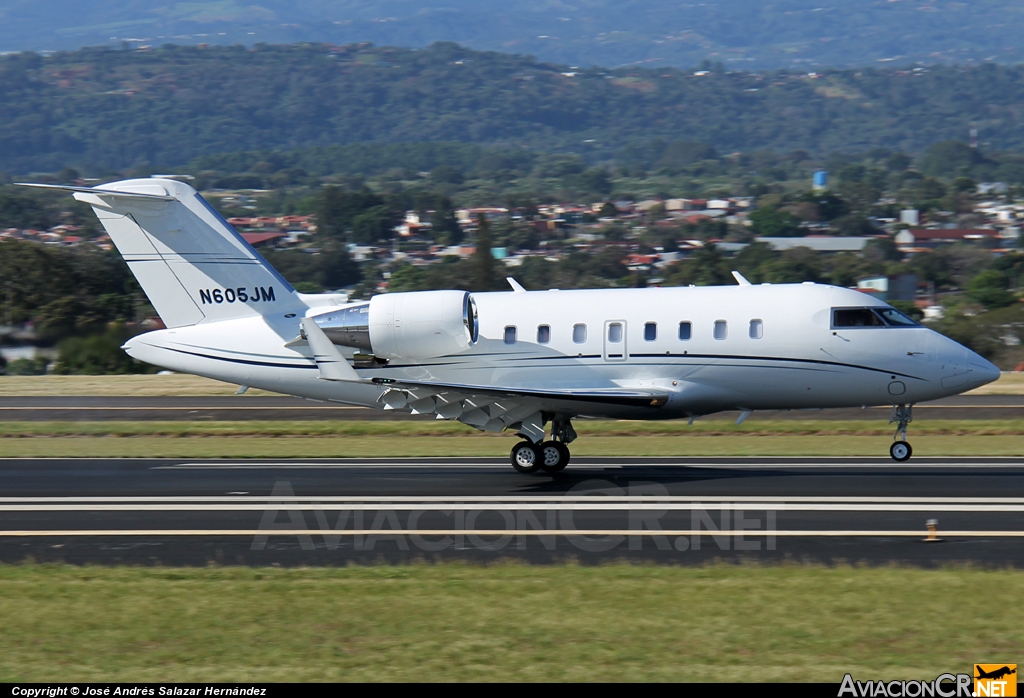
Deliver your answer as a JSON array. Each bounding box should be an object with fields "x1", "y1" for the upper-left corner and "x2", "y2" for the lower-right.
[
  {"x1": 3, "y1": 0, "x2": 1024, "y2": 71},
  {"x1": 3, "y1": 42, "x2": 1024, "y2": 174}
]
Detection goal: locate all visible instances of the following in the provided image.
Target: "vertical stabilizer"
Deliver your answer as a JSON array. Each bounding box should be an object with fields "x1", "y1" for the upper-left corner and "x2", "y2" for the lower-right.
[{"x1": 24, "y1": 179, "x2": 303, "y2": 328}]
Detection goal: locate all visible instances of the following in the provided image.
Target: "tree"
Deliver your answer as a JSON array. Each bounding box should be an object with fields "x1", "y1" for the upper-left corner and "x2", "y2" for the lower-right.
[
  {"x1": 749, "y1": 206, "x2": 800, "y2": 237},
  {"x1": 663, "y1": 244, "x2": 730, "y2": 286},
  {"x1": 917, "y1": 141, "x2": 987, "y2": 178},
  {"x1": 429, "y1": 165, "x2": 464, "y2": 185},
  {"x1": 864, "y1": 237, "x2": 902, "y2": 263},
  {"x1": 54, "y1": 326, "x2": 151, "y2": 375},
  {"x1": 800, "y1": 191, "x2": 849, "y2": 221},
  {"x1": 968, "y1": 270, "x2": 1017, "y2": 309},
  {"x1": 314, "y1": 186, "x2": 386, "y2": 241},
  {"x1": 427, "y1": 195, "x2": 463, "y2": 246},
  {"x1": 734, "y1": 242, "x2": 778, "y2": 282},
  {"x1": 577, "y1": 167, "x2": 613, "y2": 196},
  {"x1": 833, "y1": 215, "x2": 882, "y2": 237},
  {"x1": 909, "y1": 250, "x2": 954, "y2": 289},
  {"x1": 351, "y1": 205, "x2": 398, "y2": 244},
  {"x1": 472, "y1": 214, "x2": 503, "y2": 291},
  {"x1": 762, "y1": 247, "x2": 822, "y2": 283}
]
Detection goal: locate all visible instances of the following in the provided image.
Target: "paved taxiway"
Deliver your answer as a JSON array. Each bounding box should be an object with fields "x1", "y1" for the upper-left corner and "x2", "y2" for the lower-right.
[
  {"x1": 2, "y1": 395, "x2": 1023, "y2": 421},
  {"x1": 1, "y1": 457, "x2": 1021, "y2": 566}
]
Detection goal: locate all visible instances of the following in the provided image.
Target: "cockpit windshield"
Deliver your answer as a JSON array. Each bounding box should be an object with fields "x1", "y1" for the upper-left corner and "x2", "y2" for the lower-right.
[
  {"x1": 875, "y1": 307, "x2": 920, "y2": 327},
  {"x1": 832, "y1": 307, "x2": 920, "y2": 328}
]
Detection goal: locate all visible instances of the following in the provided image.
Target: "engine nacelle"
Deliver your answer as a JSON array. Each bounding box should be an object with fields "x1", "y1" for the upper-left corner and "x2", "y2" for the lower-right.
[
  {"x1": 311, "y1": 290, "x2": 476, "y2": 360},
  {"x1": 369, "y1": 290, "x2": 476, "y2": 359}
]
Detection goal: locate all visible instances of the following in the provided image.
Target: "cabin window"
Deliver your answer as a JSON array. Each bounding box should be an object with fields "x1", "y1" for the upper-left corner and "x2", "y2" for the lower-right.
[
  {"x1": 537, "y1": 325, "x2": 551, "y2": 344},
  {"x1": 573, "y1": 324, "x2": 588, "y2": 344},
  {"x1": 678, "y1": 321, "x2": 692, "y2": 341},
  {"x1": 714, "y1": 320, "x2": 728, "y2": 340},
  {"x1": 608, "y1": 323, "x2": 623, "y2": 343},
  {"x1": 504, "y1": 326, "x2": 517, "y2": 344},
  {"x1": 749, "y1": 319, "x2": 763, "y2": 339},
  {"x1": 644, "y1": 322, "x2": 657, "y2": 341},
  {"x1": 832, "y1": 308, "x2": 886, "y2": 328}
]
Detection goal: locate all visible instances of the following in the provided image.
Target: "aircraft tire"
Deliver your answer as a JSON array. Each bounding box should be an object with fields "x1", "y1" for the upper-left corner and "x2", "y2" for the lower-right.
[
  {"x1": 538, "y1": 441, "x2": 570, "y2": 473},
  {"x1": 510, "y1": 441, "x2": 542, "y2": 473},
  {"x1": 890, "y1": 441, "x2": 912, "y2": 462}
]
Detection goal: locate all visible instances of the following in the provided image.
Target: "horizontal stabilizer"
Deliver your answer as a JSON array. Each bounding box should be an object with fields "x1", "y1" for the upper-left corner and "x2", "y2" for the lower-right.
[{"x1": 16, "y1": 183, "x2": 175, "y2": 201}]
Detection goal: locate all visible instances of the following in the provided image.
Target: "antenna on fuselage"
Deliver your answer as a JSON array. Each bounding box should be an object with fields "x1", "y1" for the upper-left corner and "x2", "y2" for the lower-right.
[
  {"x1": 506, "y1": 277, "x2": 527, "y2": 293},
  {"x1": 731, "y1": 270, "x2": 752, "y2": 286}
]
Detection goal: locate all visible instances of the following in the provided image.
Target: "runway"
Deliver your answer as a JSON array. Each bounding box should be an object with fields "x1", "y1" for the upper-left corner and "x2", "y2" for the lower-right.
[
  {"x1": 2, "y1": 394, "x2": 1023, "y2": 421},
  {"x1": 1, "y1": 457, "x2": 1021, "y2": 566}
]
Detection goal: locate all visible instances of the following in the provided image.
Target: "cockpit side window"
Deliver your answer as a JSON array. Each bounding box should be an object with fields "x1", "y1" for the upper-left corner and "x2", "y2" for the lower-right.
[{"x1": 832, "y1": 308, "x2": 886, "y2": 328}]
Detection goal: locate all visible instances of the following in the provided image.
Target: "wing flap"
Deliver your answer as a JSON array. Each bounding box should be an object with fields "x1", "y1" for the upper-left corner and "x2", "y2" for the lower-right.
[{"x1": 371, "y1": 377, "x2": 669, "y2": 408}]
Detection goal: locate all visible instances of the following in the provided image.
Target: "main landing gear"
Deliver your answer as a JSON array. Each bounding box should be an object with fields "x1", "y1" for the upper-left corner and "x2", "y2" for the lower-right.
[
  {"x1": 509, "y1": 417, "x2": 575, "y2": 474},
  {"x1": 889, "y1": 404, "x2": 913, "y2": 462}
]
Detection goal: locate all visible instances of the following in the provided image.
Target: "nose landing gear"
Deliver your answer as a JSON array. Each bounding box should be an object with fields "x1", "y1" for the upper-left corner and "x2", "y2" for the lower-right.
[{"x1": 889, "y1": 404, "x2": 913, "y2": 462}]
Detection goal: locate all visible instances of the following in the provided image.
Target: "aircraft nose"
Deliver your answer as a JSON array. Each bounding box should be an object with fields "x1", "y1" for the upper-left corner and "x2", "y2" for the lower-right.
[{"x1": 967, "y1": 351, "x2": 1001, "y2": 388}]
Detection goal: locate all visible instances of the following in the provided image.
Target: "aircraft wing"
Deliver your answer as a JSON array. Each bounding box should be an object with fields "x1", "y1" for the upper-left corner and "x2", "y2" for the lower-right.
[
  {"x1": 301, "y1": 315, "x2": 667, "y2": 440},
  {"x1": 371, "y1": 377, "x2": 669, "y2": 408},
  {"x1": 370, "y1": 376, "x2": 669, "y2": 441}
]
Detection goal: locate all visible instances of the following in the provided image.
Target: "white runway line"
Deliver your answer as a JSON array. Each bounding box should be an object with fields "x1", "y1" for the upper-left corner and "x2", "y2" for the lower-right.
[
  {"x1": 2, "y1": 494, "x2": 1024, "y2": 512},
  {"x1": 158, "y1": 460, "x2": 1024, "y2": 470},
  {"x1": 0, "y1": 529, "x2": 1022, "y2": 538},
  {"x1": 6, "y1": 491, "x2": 1024, "y2": 497},
  {"x1": 3, "y1": 504, "x2": 1023, "y2": 512}
]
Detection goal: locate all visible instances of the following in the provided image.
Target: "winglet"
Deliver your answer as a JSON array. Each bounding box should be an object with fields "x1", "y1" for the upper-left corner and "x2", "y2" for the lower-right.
[
  {"x1": 731, "y1": 271, "x2": 752, "y2": 286},
  {"x1": 507, "y1": 277, "x2": 527, "y2": 293},
  {"x1": 300, "y1": 317, "x2": 362, "y2": 382}
]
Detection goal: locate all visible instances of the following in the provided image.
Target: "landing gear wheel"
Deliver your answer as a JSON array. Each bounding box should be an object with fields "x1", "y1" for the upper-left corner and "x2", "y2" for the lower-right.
[
  {"x1": 890, "y1": 441, "x2": 912, "y2": 462},
  {"x1": 538, "y1": 441, "x2": 570, "y2": 473},
  {"x1": 510, "y1": 441, "x2": 541, "y2": 473}
]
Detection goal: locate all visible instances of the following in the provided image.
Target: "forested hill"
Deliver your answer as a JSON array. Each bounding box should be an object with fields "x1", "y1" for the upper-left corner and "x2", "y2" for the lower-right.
[
  {"x1": 4, "y1": 42, "x2": 1024, "y2": 174},
  {"x1": 4, "y1": 0, "x2": 1024, "y2": 71}
]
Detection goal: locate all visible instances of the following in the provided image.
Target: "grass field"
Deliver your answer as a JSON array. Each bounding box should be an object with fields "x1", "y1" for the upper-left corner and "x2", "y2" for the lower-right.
[
  {"x1": 1, "y1": 372, "x2": 1023, "y2": 396},
  {"x1": 1, "y1": 419, "x2": 1022, "y2": 457},
  {"x1": 0, "y1": 374, "x2": 275, "y2": 397},
  {"x1": 0, "y1": 563, "x2": 1018, "y2": 682},
  {"x1": 2, "y1": 418, "x2": 1023, "y2": 437}
]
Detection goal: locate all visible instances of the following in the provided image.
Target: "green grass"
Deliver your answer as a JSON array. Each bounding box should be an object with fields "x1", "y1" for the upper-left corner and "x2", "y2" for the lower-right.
[
  {"x1": 1, "y1": 419, "x2": 1023, "y2": 457},
  {"x1": 0, "y1": 563, "x2": 1018, "y2": 682}
]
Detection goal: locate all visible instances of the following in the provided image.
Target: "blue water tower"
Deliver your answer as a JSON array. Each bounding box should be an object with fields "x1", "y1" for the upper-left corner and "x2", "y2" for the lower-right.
[{"x1": 813, "y1": 170, "x2": 828, "y2": 190}]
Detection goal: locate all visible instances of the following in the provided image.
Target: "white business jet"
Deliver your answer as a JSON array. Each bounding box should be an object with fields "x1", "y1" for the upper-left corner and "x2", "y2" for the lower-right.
[{"x1": 20, "y1": 178, "x2": 1000, "y2": 473}]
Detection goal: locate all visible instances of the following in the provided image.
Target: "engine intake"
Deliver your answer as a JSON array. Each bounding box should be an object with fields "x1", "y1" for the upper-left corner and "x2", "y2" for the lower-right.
[{"x1": 311, "y1": 290, "x2": 476, "y2": 360}]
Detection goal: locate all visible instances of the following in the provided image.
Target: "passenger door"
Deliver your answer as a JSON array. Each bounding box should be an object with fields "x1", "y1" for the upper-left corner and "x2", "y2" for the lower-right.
[{"x1": 603, "y1": 320, "x2": 627, "y2": 361}]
